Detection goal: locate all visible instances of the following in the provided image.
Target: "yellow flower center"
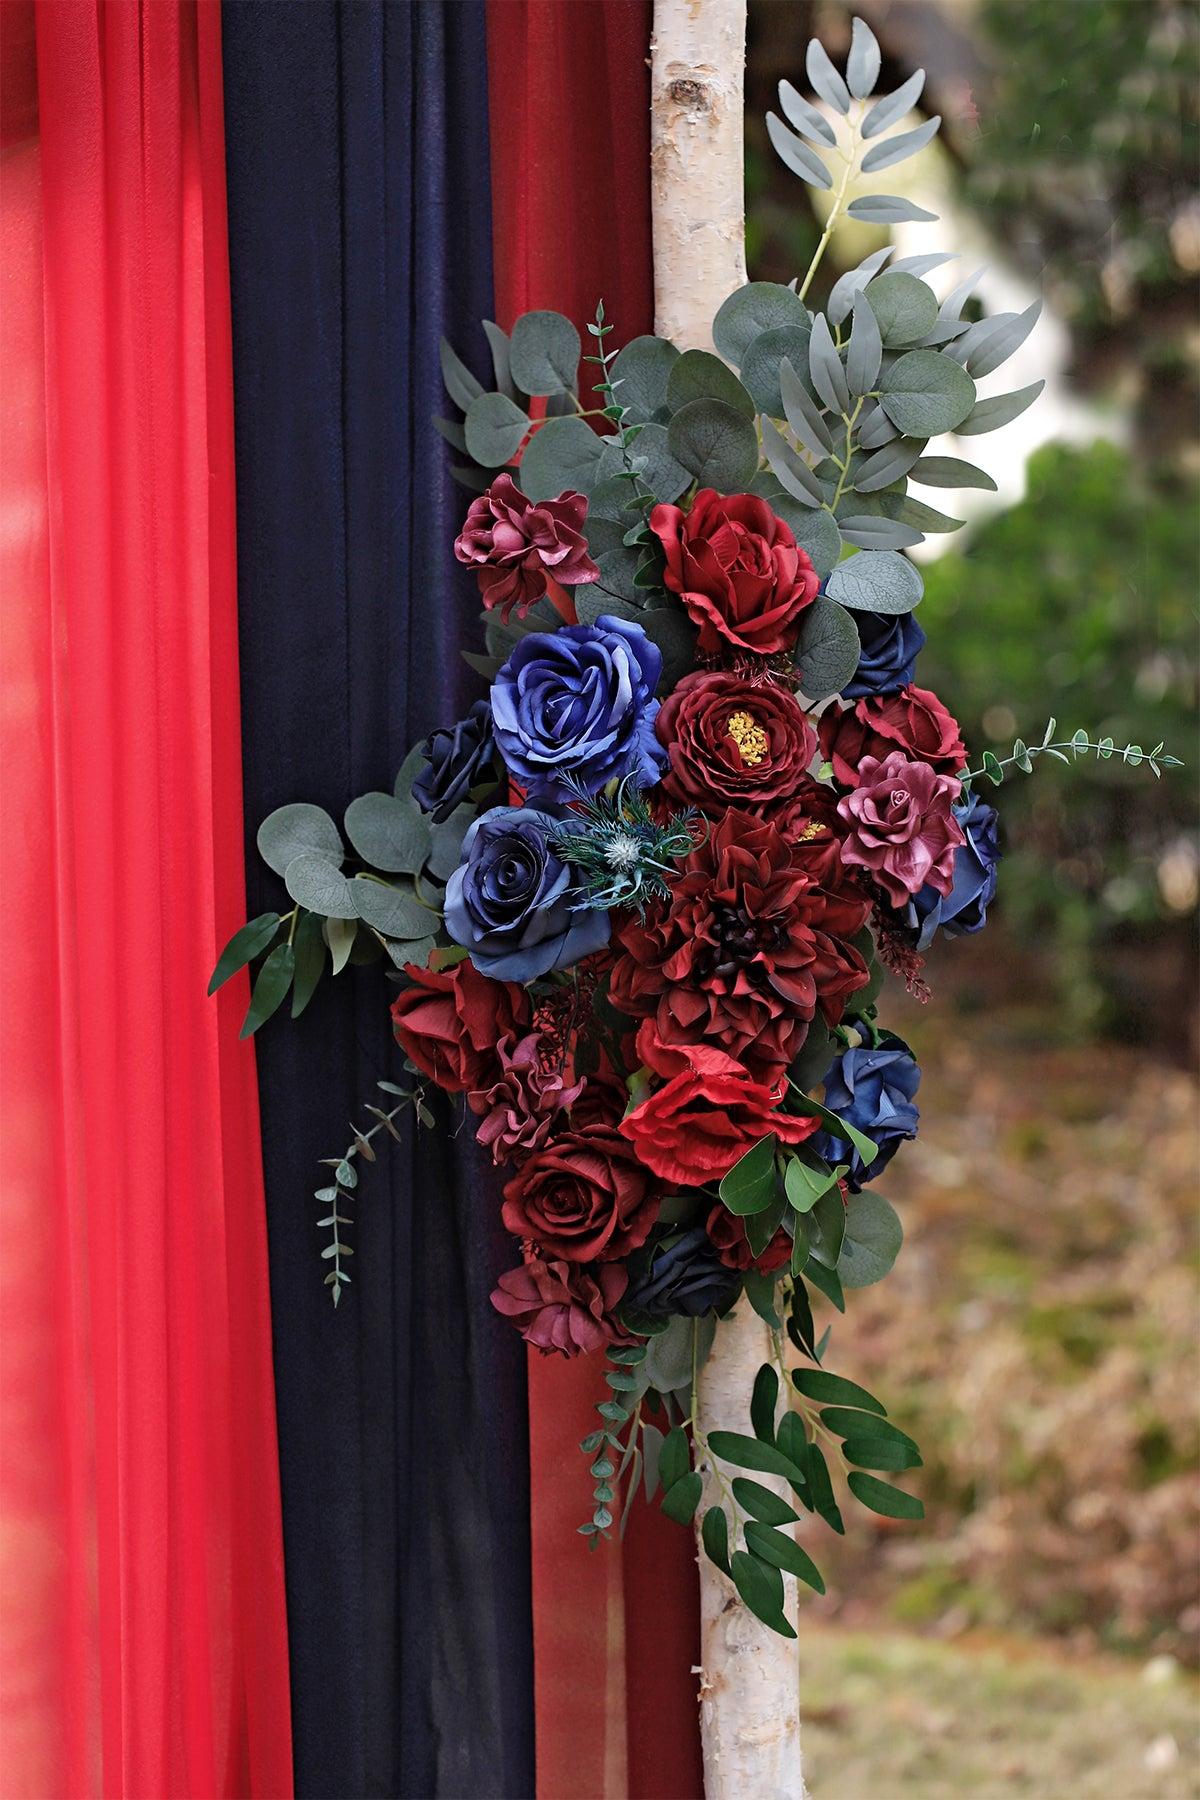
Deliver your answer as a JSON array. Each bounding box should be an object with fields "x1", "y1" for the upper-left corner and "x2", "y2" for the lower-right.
[{"x1": 725, "y1": 709, "x2": 769, "y2": 767}]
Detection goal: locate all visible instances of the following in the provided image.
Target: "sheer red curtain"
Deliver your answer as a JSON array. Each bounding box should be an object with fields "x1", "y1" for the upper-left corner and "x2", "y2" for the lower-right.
[
  {"x1": 486, "y1": 6, "x2": 703, "y2": 1796},
  {"x1": 0, "y1": 3, "x2": 292, "y2": 1793}
]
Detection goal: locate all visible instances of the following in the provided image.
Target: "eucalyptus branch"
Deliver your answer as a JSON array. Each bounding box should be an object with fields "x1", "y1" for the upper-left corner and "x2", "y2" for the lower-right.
[
  {"x1": 584, "y1": 300, "x2": 658, "y2": 526},
  {"x1": 797, "y1": 100, "x2": 866, "y2": 304},
  {"x1": 314, "y1": 1079, "x2": 430, "y2": 1307},
  {"x1": 963, "y1": 718, "x2": 1184, "y2": 789}
]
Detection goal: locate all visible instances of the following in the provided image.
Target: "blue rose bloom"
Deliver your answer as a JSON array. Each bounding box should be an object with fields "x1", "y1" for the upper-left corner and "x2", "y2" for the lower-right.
[
  {"x1": 624, "y1": 1229, "x2": 742, "y2": 1320},
  {"x1": 813, "y1": 1044, "x2": 921, "y2": 1190},
  {"x1": 897, "y1": 793, "x2": 1000, "y2": 950},
  {"x1": 490, "y1": 615, "x2": 667, "y2": 802},
  {"x1": 843, "y1": 608, "x2": 927, "y2": 698},
  {"x1": 411, "y1": 699, "x2": 498, "y2": 823},
  {"x1": 444, "y1": 804, "x2": 609, "y2": 982}
]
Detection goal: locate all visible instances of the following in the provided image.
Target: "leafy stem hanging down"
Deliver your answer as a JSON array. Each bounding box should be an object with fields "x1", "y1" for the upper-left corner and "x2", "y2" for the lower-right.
[{"x1": 314, "y1": 1080, "x2": 433, "y2": 1307}]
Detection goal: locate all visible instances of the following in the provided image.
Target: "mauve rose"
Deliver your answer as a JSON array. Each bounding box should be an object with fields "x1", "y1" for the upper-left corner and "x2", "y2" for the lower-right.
[
  {"x1": 390, "y1": 959, "x2": 526, "y2": 1092},
  {"x1": 501, "y1": 1121, "x2": 659, "y2": 1261},
  {"x1": 705, "y1": 1204, "x2": 793, "y2": 1275},
  {"x1": 836, "y1": 751, "x2": 965, "y2": 909},
  {"x1": 467, "y1": 1031, "x2": 584, "y2": 1164},
  {"x1": 618, "y1": 1044, "x2": 819, "y2": 1188},
  {"x1": 454, "y1": 474, "x2": 599, "y2": 622},
  {"x1": 649, "y1": 489, "x2": 819, "y2": 656},
  {"x1": 819, "y1": 685, "x2": 966, "y2": 787},
  {"x1": 655, "y1": 670, "x2": 818, "y2": 818},
  {"x1": 491, "y1": 1255, "x2": 631, "y2": 1356}
]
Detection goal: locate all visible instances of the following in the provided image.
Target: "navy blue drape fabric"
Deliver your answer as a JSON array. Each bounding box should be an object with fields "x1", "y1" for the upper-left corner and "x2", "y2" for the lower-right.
[{"x1": 220, "y1": 6, "x2": 534, "y2": 1795}]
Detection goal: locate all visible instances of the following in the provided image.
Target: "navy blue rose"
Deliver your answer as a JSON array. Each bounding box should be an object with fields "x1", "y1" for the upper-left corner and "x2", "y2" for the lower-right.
[
  {"x1": 896, "y1": 793, "x2": 1000, "y2": 950},
  {"x1": 624, "y1": 1228, "x2": 742, "y2": 1320},
  {"x1": 843, "y1": 608, "x2": 927, "y2": 698},
  {"x1": 813, "y1": 1044, "x2": 920, "y2": 1190},
  {"x1": 412, "y1": 700, "x2": 499, "y2": 823},
  {"x1": 444, "y1": 804, "x2": 609, "y2": 982},
  {"x1": 490, "y1": 615, "x2": 667, "y2": 802}
]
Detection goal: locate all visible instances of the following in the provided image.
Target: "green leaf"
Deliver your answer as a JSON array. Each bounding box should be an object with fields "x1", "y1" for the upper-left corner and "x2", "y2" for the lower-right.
[
  {"x1": 257, "y1": 802, "x2": 344, "y2": 878},
  {"x1": 290, "y1": 910, "x2": 327, "y2": 1018},
  {"x1": 800, "y1": 1441, "x2": 845, "y2": 1533},
  {"x1": 848, "y1": 195, "x2": 938, "y2": 225},
  {"x1": 618, "y1": 420, "x2": 692, "y2": 504},
  {"x1": 644, "y1": 1314, "x2": 711, "y2": 1395},
  {"x1": 464, "y1": 392, "x2": 529, "y2": 467},
  {"x1": 956, "y1": 380, "x2": 1044, "y2": 436},
  {"x1": 807, "y1": 312, "x2": 849, "y2": 414},
  {"x1": 517, "y1": 416, "x2": 605, "y2": 501},
  {"x1": 481, "y1": 320, "x2": 516, "y2": 400},
  {"x1": 786, "y1": 1284, "x2": 821, "y2": 1362},
  {"x1": 701, "y1": 1505, "x2": 731, "y2": 1576},
  {"x1": 740, "y1": 326, "x2": 813, "y2": 418},
  {"x1": 805, "y1": 37, "x2": 850, "y2": 112},
  {"x1": 846, "y1": 292, "x2": 883, "y2": 395},
  {"x1": 790, "y1": 1212, "x2": 811, "y2": 1276},
  {"x1": 343, "y1": 792, "x2": 432, "y2": 874},
  {"x1": 761, "y1": 418, "x2": 823, "y2": 508},
  {"x1": 779, "y1": 356, "x2": 833, "y2": 454},
  {"x1": 838, "y1": 513, "x2": 924, "y2": 551},
  {"x1": 660, "y1": 1471, "x2": 702, "y2": 1525},
  {"x1": 324, "y1": 915, "x2": 357, "y2": 974},
  {"x1": 788, "y1": 1021, "x2": 837, "y2": 1094},
  {"x1": 819, "y1": 1409, "x2": 919, "y2": 1453},
  {"x1": 744, "y1": 1191, "x2": 787, "y2": 1259},
  {"x1": 861, "y1": 114, "x2": 941, "y2": 173},
  {"x1": 658, "y1": 1425, "x2": 690, "y2": 1493},
  {"x1": 718, "y1": 1134, "x2": 778, "y2": 1215},
  {"x1": 508, "y1": 309, "x2": 581, "y2": 395},
  {"x1": 910, "y1": 455, "x2": 997, "y2": 491},
  {"x1": 839, "y1": 1190, "x2": 903, "y2": 1288},
  {"x1": 438, "y1": 336, "x2": 484, "y2": 412},
  {"x1": 788, "y1": 1096, "x2": 879, "y2": 1170},
  {"x1": 865, "y1": 272, "x2": 938, "y2": 347},
  {"x1": 777, "y1": 79, "x2": 837, "y2": 148},
  {"x1": 775, "y1": 1412, "x2": 810, "y2": 1485},
  {"x1": 209, "y1": 912, "x2": 281, "y2": 995},
  {"x1": 284, "y1": 852, "x2": 359, "y2": 920},
  {"x1": 751, "y1": 1363, "x2": 779, "y2": 1444},
  {"x1": 712, "y1": 281, "x2": 810, "y2": 367},
  {"x1": 609, "y1": 335, "x2": 680, "y2": 424},
  {"x1": 843, "y1": 1437, "x2": 923, "y2": 1471},
  {"x1": 879, "y1": 350, "x2": 976, "y2": 436},
  {"x1": 846, "y1": 15, "x2": 881, "y2": 97},
  {"x1": 635, "y1": 605, "x2": 700, "y2": 692},
  {"x1": 847, "y1": 1472, "x2": 924, "y2": 1520},
  {"x1": 803, "y1": 1258, "x2": 846, "y2": 1312},
  {"x1": 794, "y1": 596, "x2": 861, "y2": 702},
  {"x1": 239, "y1": 943, "x2": 295, "y2": 1038},
  {"x1": 766, "y1": 112, "x2": 833, "y2": 189},
  {"x1": 730, "y1": 1550, "x2": 796, "y2": 1638},
  {"x1": 707, "y1": 1431, "x2": 806, "y2": 1484},
  {"x1": 792, "y1": 1368, "x2": 886, "y2": 1415},
  {"x1": 826, "y1": 549, "x2": 923, "y2": 614},
  {"x1": 783, "y1": 1153, "x2": 840, "y2": 1215},
  {"x1": 854, "y1": 436, "x2": 925, "y2": 494},
  {"x1": 807, "y1": 1184, "x2": 847, "y2": 1268},
  {"x1": 744, "y1": 1521, "x2": 827, "y2": 1593},
  {"x1": 666, "y1": 348, "x2": 755, "y2": 419},
  {"x1": 733, "y1": 1478, "x2": 798, "y2": 1526},
  {"x1": 743, "y1": 1269, "x2": 783, "y2": 1328},
  {"x1": 667, "y1": 399, "x2": 760, "y2": 493},
  {"x1": 862, "y1": 69, "x2": 926, "y2": 137}
]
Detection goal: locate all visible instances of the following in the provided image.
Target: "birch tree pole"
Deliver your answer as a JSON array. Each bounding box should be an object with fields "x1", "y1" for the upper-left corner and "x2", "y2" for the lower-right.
[{"x1": 650, "y1": 6, "x2": 806, "y2": 1796}]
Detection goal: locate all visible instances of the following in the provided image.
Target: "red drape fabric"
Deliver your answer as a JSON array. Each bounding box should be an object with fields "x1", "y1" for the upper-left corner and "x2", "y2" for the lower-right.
[
  {"x1": 0, "y1": 3, "x2": 292, "y2": 1794},
  {"x1": 486, "y1": 6, "x2": 703, "y2": 1796}
]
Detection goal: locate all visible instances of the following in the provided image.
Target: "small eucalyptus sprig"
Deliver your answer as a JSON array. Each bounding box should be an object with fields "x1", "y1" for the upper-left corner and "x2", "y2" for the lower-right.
[
  {"x1": 962, "y1": 717, "x2": 1184, "y2": 789},
  {"x1": 315, "y1": 1078, "x2": 433, "y2": 1306}
]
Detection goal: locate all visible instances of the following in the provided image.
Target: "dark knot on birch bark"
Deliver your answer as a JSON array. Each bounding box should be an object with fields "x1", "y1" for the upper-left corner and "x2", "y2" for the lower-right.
[{"x1": 667, "y1": 75, "x2": 711, "y2": 111}]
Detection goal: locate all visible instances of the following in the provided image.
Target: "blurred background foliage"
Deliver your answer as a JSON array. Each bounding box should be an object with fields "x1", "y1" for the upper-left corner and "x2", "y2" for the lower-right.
[{"x1": 742, "y1": 2, "x2": 1198, "y2": 1785}]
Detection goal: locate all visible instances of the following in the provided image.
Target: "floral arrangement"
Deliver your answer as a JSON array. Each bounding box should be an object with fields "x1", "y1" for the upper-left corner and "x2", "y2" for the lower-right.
[{"x1": 212, "y1": 18, "x2": 1179, "y2": 1639}]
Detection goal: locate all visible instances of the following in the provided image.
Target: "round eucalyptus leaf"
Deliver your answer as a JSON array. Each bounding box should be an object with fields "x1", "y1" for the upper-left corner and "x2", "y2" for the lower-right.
[
  {"x1": 879, "y1": 350, "x2": 976, "y2": 437},
  {"x1": 667, "y1": 399, "x2": 759, "y2": 493},
  {"x1": 582, "y1": 518, "x2": 645, "y2": 603},
  {"x1": 257, "y1": 802, "x2": 345, "y2": 877},
  {"x1": 865, "y1": 273, "x2": 938, "y2": 347},
  {"x1": 739, "y1": 325, "x2": 813, "y2": 417},
  {"x1": 425, "y1": 805, "x2": 476, "y2": 883},
  {"x1": 343, "y1": 791, "x2": 432, "y2": 874},
  {"x1": 665, "y1": 349, "x2": 755, "y2": 419},
  {"x1": 350, "y1": 877, "x2": 437, "y2": 941},
  {"x1": 750, "y1": 477, "x2": 842, "y2": 575},
  {"x1": 609, "y1": 335, "x2": 679, "y2": 423},
  {"x1": 712, "y1": 282, "x2": 810, "y2": 367},
  {"x1": 508, "y1": 309, "x2": 581, "y2": 395},
  {"x1": 518, "y1": 415, "x2": 605, "y2": 501},
  {"x1": 838, "y1": 1191, "x2": 903, "y2": 1288},
  {"x1": 284, "y1": 852, "x2": 359, "y2": 920},
  {"x1": 825, "y1": 549, "x2": 924, "y2": 614},
  {"x1": 637, "y1": 604, "x2": 699, "y2": 691},
  {"x1": 464, "y1": 391, "x2": 529, "y2": 467},
  {"x1": 794, "y1": 596, "x2": 861, "y2": 702},
  {"x1": 625, "y1": 420, "x2": 692, "y2": 503}
]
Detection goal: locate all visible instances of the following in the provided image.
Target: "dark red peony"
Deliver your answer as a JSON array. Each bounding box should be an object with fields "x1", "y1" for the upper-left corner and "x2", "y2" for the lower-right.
[
  {"x1": 649, "y1": 489, "x2": 819, "y2": 656},
  {"x1": 819, "y1": 684, "x2": 966, "y2": 786},
  {"x1": 706, "y1": 1203, "x2": 793, "y2": 1275},
  {"x1": 837, "y1": 751, "x2": 965, "y2": 908},
  {"x1": 500, "y1": 1120, "x2": 659, "y2": 1261},
  {"x1": 655, "y1": 670, "x2": 818, "y2": 818},
  {"x1": 467, "y1": 1031, "x2": 584, "y2": 1164},
  {"x1": 618, "y1": 1044, "x2": 819, "y2": 1187},
  {"x1": 609, "y1": 808, "x2": 869, "y2": 1083},
  {"x1": 777, "y1": 776, "x2": 855, "y2": 891},
  {"x1": 391, "y1": 959, "x2": 526, "y2": 1093},
  {"x1": 490, "y1": 1255, "x2": 631, "y2": 1356},
  {"x1": 454, "y1": 474, "x2": 599, "y2": 622}
]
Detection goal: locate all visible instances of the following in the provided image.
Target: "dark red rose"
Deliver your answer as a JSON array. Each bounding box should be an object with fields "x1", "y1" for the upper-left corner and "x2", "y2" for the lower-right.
[
  {"x1": 501, "y1": 1122, "x2": 659, "y2": 1261},
  {"x1": 837, "y1": 751, "x2": 965, "y2": 909},
  {"x1": 391, "y1": 959, "x2": 527, "y2": 1093},
  {"x1": 618, "y1": 1045, "x2": 819, "y2": 1188},
  {"x1": 819, "y1": 684, "x2": 966, "y2": 787},
  {"x1": 454, "y1": 474, "x2": 599, "y2": 622},
  {"x1": 609, "y1": 808, "x2": 869, "y2": 1083},
  {"x1": 655, "y1": 670, "x2": 818, "y2": 818},
  {"x1": 706, "y1": 1204, "x2": 792, "y2": 1275},
  {"x1": 649, "y1": 489, "x2": 819, "y2": 656},
  {"x1": 467, "y1": 1031, "x2": 584, "y2": 1164},
  {"x1": 490, "y1": 1255, "x2": 632, "y2": 1356}
]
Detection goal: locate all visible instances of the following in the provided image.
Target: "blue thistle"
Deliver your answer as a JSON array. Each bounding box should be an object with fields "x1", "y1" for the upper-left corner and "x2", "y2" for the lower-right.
[{"x1": 551, "y1": 777, "x2": 698, "y2": 913}]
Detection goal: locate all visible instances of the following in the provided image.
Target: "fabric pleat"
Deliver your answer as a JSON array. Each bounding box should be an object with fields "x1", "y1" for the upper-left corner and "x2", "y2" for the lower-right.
[
  {"x1": 220, "y1": 4, "x2": 534, "y2": 1796},
  {"x1": 0, "y1": 2, "x2": 293, "y2": 1794}
]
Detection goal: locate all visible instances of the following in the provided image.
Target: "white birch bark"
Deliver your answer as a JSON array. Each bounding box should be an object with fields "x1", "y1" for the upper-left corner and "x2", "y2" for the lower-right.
[{"x1": 650, "y1": 4, "x2": 806, "y2": 1795}]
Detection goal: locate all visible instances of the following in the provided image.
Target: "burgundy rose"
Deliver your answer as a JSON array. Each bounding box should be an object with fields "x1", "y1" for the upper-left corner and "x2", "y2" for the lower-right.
[
  {"x1": 609, "y1": 808, "x2": 869, "y2": 1083},
  {"x1": 468, "y1": 1031, "x2": 585, "y2": 1165},
  {"x1": 454, "y1": 474, "x2": 599, "y2": 622},
  {"x1": 837, "y1": 751, "x2": 965, "y2": 909},
  {"x1": 706, "y1": 1204, "x2": 792, "y2": 1275},
  {"x1": 619, "y1": 1045, "x2": 819, "y2": 1188},
  {"x1": 390, "y1": 959, "x2": 527, "y2": 1093},
  {"x1": 501, "y1": 1122, "x2": 659, "y2": 1261},
  {"x1": 491, "y1": 1255, "x2": 632, "y2": 1356},
  {"x1": 655, "y1": 670, "x2": 818, "y2": 818},
  {"x1": 819, "y1": 685, "x2": 966, "y2": 786},
  {"x1": 649, "y1": 489, "x2": 819, "y2": 656}
]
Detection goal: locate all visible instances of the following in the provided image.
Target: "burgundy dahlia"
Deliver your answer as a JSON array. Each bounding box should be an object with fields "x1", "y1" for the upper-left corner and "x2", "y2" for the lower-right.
[
  {"x1": 490, "y1": 1255, "x2": 632, "y2": 1356},
  {"x1": 836, "y1": 751, "x2": 965, "y2": 909},
  {"x1": 819, "y1": 684, "x2": 966, "y2": 787},
  {"x1": 655, "y1": 669, "x2": 818, "y2": 819},
  {"x1": 467, "y1": 1031, "x2": 584, "y2": 1165},
  {"x1": 649, "y1": 489, "x2": 819, "y2": 656},
  {"x1": 500, "y1": 1121, "x2": 659, "y2": 1262},
  {"x1": 454, "y1": 474, "x2": 599, "y2": 621}
]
